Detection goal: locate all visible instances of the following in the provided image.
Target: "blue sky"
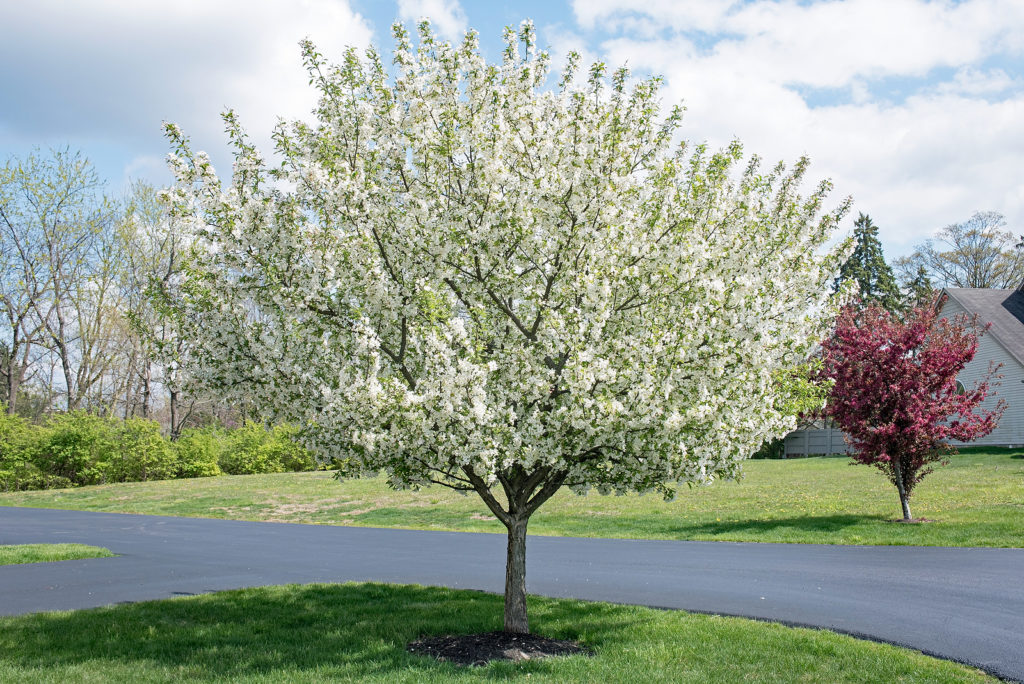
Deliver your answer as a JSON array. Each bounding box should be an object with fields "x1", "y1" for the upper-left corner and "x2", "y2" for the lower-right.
[{"x1": 1, "y1": 0, "x2": 1022, "y2": 258}]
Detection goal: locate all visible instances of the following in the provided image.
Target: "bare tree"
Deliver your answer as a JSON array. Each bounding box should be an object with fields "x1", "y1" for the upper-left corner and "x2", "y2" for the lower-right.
[
  {"x1": 0, "y1": 153, "x2": 56, "y2": 412},
  {"x1": 0, "y1": 148, "x2": 126, "y2": 412},
  {"x1": 896, "y1": 211, "x2": 1023, "y2": 290},
  {"x1": 2, "y1": 150, "x2": 223, "y2": 428}
]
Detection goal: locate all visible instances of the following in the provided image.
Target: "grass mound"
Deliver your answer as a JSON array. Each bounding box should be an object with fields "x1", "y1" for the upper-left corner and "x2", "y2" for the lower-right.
[
  {"x1": 0, "y1": 583, "x2": 996, "y2": 682},
  {"x1": 0, "y1": 543, "x2": 114, "y2": 565}
]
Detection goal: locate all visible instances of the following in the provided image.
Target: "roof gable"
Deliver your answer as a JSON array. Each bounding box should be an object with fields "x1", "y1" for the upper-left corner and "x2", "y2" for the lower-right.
[{"x1": 940, "y1": 288, "x2": 1024, "y2": 368}]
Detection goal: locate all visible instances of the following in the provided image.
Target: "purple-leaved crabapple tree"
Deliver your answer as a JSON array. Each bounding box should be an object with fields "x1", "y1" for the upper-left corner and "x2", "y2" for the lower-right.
[
  {"x1": 820, "y1": 303, "x2": 1004, "y2": 521},
  {"x1": 161, "y1": 21, "x2": 850, "y2": 634}
]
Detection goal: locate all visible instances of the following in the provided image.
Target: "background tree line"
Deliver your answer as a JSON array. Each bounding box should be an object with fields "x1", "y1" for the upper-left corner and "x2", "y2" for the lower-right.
[
  {"x1": 0, "y1": 147, "x2": 228, "y2": 432},
  {"x1": 2, "y1": 148, "x2": 1019, "y2": 441},
  {"x1": 835, "y1": 211, "x2": 1022, "y2": 314}
]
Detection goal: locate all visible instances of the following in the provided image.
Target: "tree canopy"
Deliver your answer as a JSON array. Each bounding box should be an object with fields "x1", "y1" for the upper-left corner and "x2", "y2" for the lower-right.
[
  {"x1": 163, "y1": 21, "x2": 850, "y2": 633},
  {"x1": 834, "y1": 213, "x2": 902, "y2": 312},
  {"x1": 819, "y1": 304, "x2": 1002, "y2": 520}
]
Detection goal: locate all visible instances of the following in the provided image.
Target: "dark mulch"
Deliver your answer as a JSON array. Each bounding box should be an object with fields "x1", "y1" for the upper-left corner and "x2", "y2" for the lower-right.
[{"x1": 407, "y1": 631, "x2": 593, "y2": 666}]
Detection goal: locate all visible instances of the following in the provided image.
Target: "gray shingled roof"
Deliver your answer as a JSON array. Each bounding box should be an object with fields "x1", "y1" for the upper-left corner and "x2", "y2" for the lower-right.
[{"x1": 942, "y1": 288, "x2": 1024, "y2": 368}]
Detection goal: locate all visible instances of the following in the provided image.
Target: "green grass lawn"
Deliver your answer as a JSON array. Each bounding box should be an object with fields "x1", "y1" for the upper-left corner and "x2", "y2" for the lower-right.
[
  {"x1": 2, "y1": 448, "x2": 1022, "y2": 547},
  {"x1": 0, "y1": 543, "x2": 114, "y2": 565},
  {"x1": 0, "y1": 582, "x2": 997, "y2": 683}
]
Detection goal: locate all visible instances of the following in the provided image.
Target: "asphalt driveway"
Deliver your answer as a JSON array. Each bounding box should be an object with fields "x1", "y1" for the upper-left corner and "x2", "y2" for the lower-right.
[{"x1": 1, "y1": 506, "x2": 1022, "y2": 681}]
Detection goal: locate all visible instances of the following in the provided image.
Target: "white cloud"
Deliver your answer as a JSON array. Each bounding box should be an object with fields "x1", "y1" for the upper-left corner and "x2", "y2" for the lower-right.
[
  {"x1": 580, "y1": 0, "x2": 1024, "y2": 87},
  {"x1": 397, "y1": 0, "x2": 468, "y2": 42},
  {"x1": 573, "y1": 0, "x2": 737, "y2": 34},
  {"x1": 571, "y1": 0, "x2": 1024, "y2": 255},
  {"x1": 939, "y1": 67, "x2": 1018, "y2": 96},
  {"x1": 122, "y1": 155, "x2": 171, "y2": 188},
  {"x1": 0, "y1": 0, "x2": 373, "y2": 174}
]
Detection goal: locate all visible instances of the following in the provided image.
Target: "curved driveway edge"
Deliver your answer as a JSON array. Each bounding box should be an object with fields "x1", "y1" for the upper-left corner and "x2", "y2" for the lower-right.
[{"x1": 2, "y1": 506, "x2": 1022, "y2": 682}]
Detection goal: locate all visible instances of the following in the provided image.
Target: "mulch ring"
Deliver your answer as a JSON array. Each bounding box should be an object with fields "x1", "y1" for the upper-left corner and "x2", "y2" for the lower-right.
[{"x1": 407, "y1": 631, "x2": 593, "y2": 666}]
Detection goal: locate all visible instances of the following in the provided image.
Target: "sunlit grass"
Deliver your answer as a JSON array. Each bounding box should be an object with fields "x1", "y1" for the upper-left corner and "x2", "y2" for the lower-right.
[
  {"x1": 0, "y1": 543, "x2": 114, "y2": 565},
  {"x1": 0, "y1": 582, "x2": 997, "y2": 683},
  {"x1": 2, "y1": 448, "x2": 1022, "y2": 547}
]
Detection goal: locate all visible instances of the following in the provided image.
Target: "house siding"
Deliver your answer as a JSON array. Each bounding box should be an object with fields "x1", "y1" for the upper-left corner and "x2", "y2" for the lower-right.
[
  {"x1": 941, "y1": 297, "x2": 1024, "y2": 447},
  {"x1": 783, "y1": 421, "x2": 850, "y2": 456}
]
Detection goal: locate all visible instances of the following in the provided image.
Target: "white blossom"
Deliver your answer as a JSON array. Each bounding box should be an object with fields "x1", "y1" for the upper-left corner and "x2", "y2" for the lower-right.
[{"x1": 163, "y1": 21, "x2": 849, "y2": 513}]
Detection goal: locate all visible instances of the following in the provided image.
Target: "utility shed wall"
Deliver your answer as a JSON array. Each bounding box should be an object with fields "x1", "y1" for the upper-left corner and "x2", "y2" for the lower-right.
[
  {"x1": 940, "y1": 297, "x2": 1024, "y2": 447},
  {"x1": 784, "y1": 422, "x2": 850, "y2": 456}
]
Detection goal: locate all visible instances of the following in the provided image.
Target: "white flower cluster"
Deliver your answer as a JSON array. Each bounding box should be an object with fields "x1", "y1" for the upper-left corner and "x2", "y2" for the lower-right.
[{"x1": 163, "y1": 22, "x2": 848, "y2": 512}]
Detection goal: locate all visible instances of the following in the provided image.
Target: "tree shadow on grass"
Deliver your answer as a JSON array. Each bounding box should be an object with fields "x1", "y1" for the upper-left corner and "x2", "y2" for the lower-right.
[
  {"x1": 0, "y1": 583, "x2": 632, "y2": 682},
  {"x1": 679, "y1": 514, "x2": 885, "y2": 537}
]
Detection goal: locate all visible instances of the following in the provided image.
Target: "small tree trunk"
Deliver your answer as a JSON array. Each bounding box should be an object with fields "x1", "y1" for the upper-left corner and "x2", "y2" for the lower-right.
[
  {"x1": 169, "y1": 388, "x2": 180, "y2": 441},
  {"x1": 141, "y1": 363, "x2": 151, "y2": 419},
  {"x1": 899, "y1": 491, "x2": 912, "y2": 521},
  {"x1": 504, "y1": 517, "x2": 529, "y2": 634},
  {"x1": 5, "y1": 370, "x2": 16, "y2": 414},
  {"x1": 892, "y1": 458, "x2": 912, "y2": 521}
]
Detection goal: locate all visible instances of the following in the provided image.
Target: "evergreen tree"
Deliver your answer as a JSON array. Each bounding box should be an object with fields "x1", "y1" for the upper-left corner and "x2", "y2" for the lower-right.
[
  {"x1": 906, "y1": 265, "x2": 935, "y2": 307},
  {"x1": 835, "y1": 213, "x2": 903, "y2": 311}
]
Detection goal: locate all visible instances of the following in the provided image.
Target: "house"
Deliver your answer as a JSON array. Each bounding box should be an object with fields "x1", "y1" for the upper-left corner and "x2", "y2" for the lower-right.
[
  {"x1": 935, "y1": 287, "x2": 1024, "y2": 447},
  {"x1": 783, "y1": 286, "x2": 1024, "y2": 455}
]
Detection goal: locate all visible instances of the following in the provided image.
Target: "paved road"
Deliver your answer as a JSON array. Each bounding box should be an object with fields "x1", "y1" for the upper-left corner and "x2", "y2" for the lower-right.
[{"x1": 2, "y1": 507, "x2": 1022, "y2": 682}]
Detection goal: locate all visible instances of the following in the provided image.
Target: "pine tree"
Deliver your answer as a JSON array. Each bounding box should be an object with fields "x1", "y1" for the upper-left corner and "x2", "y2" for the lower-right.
[
  {"x1": 835, "y1": 213, "x2": 903, "y2": 311},
  {"x1": 906, "y1": 265, "x2": 935, "y2": 307}
]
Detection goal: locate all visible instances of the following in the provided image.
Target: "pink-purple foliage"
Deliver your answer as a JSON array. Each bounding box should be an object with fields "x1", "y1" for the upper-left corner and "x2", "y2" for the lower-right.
[{"x1": 819, "y1": 302, "x2": 1004, "y2": 519}]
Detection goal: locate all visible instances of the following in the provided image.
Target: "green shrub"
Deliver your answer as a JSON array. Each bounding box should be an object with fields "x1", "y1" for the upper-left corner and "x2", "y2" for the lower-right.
[
  {"x1": 217, "y1": 423, "x2": 315, "y2": 475},
  {"x1": 0, "y1": 409, "x2": 65, "y2": 491},
  {"x1": 43, "y1": 412, "x2": 118, "y2": 486},
  {"x1": 1, "y1": 408, "x2": 312, "y2": 490},
  {"x1": 173, "y1": 428, "x2": 223, "y2": 478},
  {"x1": 218, "y1": 423, "x2": 283, "y2": 475},
  {"x1": 265, "y1": 424, "x2": 316, "y2": 472},
  {"x1": 751, "y1": 437, "x2": 786, "y2": 459},
  {"x1": 39, "y1": 413, "x2": 176, "y2": 485},
  {"x1": 109, "y1": 418, "x2": 178, "y2": 482}
]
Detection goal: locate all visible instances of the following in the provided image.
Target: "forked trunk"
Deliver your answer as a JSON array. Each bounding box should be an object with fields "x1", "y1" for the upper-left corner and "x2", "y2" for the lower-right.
[{"x1": 504, "y1": 518, "x2": 529, "y2": 634}]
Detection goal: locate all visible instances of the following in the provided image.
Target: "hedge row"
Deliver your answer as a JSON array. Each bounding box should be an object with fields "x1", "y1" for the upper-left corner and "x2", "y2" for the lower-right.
[{"x1": 0, "y1": 411, "x2": 317, "y2": 492}]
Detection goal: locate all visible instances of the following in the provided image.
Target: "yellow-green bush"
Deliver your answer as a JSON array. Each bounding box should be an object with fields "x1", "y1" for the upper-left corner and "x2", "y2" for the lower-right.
[
  {"x1": 0, "y1": 409, "x2": 65, "y2": 491},
  {"x1": 41, "y1": 413, "x2": 178, "y2": 486},
  {"x1": 217, "y1": 423, "x2": 315, "y2": 475},
  {"x1": 0, "y1": 408, "x2": 315, "y2": 490},
  {"x1": 173, "y1": 429, "x2": 223, "y2": 478}
]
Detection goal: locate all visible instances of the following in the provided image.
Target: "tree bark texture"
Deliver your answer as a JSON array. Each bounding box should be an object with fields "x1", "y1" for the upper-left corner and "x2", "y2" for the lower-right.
[
  {"x1": 169, "y1": 388, "x2": 180, "y2": 441},
  {"x1": 504, "y1": 518, "x2": 529, "y2": 634}
]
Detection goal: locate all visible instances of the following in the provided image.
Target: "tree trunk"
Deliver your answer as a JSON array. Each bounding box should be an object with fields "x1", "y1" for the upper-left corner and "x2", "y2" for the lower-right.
[
  {"x1": 5, "y1": 338, "x2": 33, "y2": 415},
  {"x1": 504, "y1": 517, "x2": 529, "y2": 634},
  {"x1": 169, "y1": 388, "x2": 180, "y2": 441},
  {"x1": 893, "y1": 459, "x2": 912, "y2": 521},
  {"x1": 141, "y1": 362, "x2": 151, "y2": 419},
  {"x1": 5, "y1": 368, "x2": 16, "y2": 414},
  {"x1": 52, "y1": 303, "x2": 79, "y2": 412}
]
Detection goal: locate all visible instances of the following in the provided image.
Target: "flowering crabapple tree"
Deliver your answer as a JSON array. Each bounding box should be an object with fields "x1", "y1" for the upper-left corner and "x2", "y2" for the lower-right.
[
  {"x1": 819, "y1": 303, "x2": 1003, "y2": 521},
  {"x1": 162, "y1": 21, "x2": 849, "y2": 634}
]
